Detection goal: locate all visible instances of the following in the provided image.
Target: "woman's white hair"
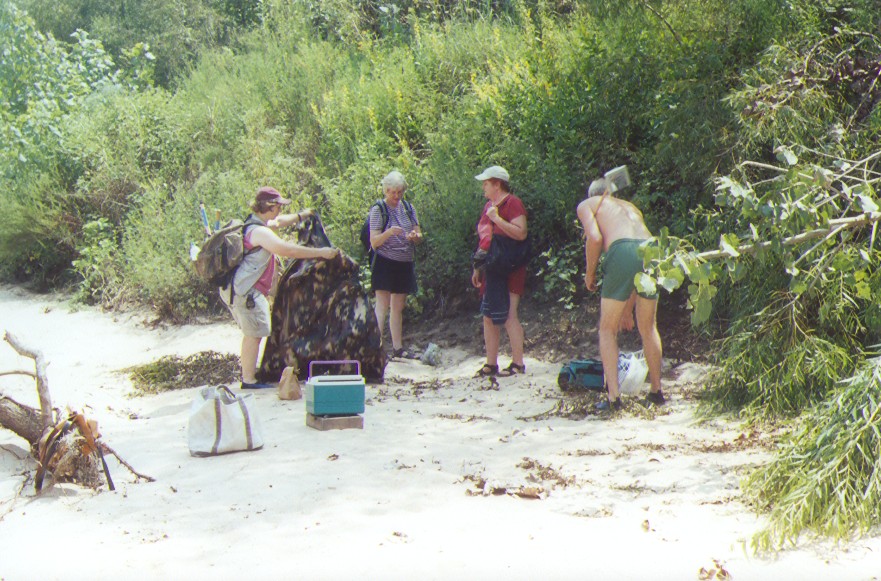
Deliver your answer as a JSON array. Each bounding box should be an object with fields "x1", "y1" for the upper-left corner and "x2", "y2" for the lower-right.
[{"x1": 381, "y1": 170, "x2": 408, "y2": 191}]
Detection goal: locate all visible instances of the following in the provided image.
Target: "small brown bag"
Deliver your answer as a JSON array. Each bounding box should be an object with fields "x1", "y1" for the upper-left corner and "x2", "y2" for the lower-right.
[{"x1": 278, "y1": 364, "x2": 302, "y2": 400}]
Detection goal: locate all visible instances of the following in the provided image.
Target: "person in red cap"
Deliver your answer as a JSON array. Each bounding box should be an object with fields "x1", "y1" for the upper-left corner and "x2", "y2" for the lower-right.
[{"x1": 221, "y1": 186, "x2": 339, "y2": 389}]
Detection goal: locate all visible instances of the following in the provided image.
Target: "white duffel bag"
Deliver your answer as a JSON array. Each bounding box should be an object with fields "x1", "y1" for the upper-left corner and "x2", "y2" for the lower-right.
[{"x1": 187, "y1": 385, "x2": 264, "y2": 457}]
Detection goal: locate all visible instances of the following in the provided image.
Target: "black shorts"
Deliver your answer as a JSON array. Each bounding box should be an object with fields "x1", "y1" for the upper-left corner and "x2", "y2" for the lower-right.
[{"x1": 371, "y1": 254, "x2": 417, "y2": 295}]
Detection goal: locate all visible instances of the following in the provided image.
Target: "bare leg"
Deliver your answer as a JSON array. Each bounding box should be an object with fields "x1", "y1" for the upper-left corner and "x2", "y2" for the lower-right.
[
  {"x1": 374, "y1": 290, "x2": 391, "y2": 348},
  {"x1": 389, "y1": 293, "x2": 407, "y2": 350},
  {"x1": 504, "y1": 293, "x2": 525, "y2": 366},
  {"x1": 483, "y1": 316, "x2": 501, "y2": 367},
  {"x1": 635, "y1": 296, "x2": 663, "y2": 393},
  {"x1": 619, "y1": 292, "x2": 636, "y2": 332},
  {"x1": 241, "y1": 335, "x2": 262, "y2": 384},
  {"x1": 599, "y1": 297, "x2": 629, "y2": 401}
]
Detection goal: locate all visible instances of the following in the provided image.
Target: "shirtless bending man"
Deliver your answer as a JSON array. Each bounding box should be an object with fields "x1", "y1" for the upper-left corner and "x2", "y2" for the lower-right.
[{"x1": 576, "y1": 177, "x2": 665, "y2": 411}]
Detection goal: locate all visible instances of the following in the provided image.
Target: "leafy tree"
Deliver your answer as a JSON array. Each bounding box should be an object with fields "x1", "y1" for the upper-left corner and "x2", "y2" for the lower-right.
[
  {"x1": 0, "y1": 4, "x2": 121, "y2": 283},
  {"x1": 17, "y1": 0, "x2": 261, "y2": 87}
]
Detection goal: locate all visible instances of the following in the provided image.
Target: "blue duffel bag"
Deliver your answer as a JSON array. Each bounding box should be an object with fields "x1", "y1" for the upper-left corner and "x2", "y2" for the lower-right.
[{"x1": 557, "y1": 359, "x2": 605, "y2": 392}]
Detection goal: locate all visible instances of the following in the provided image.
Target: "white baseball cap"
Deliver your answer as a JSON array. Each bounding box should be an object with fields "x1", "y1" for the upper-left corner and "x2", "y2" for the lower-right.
[{"x1": 474, "y1": 165, "x2": 510, "y2": 182}]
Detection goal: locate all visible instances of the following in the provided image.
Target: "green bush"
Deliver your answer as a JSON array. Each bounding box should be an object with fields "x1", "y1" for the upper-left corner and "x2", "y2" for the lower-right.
[{"x1": 745, "y1": 358, "x2": 881, "y2": 549}]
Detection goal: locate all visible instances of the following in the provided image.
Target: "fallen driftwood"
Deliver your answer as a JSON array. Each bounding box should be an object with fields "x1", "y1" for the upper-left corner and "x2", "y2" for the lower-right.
[{"x1": 1, "y1": 331, "x2": 154, "y2": 492}]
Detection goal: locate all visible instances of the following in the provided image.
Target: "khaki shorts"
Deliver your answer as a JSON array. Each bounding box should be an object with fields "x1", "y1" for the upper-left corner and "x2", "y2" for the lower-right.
[
  {"x1": 220, "y1": 288, "x2": 271, "y2": 337},
  {"x1": 601, "y1": 239, "x2": 658, "y2": 301}
]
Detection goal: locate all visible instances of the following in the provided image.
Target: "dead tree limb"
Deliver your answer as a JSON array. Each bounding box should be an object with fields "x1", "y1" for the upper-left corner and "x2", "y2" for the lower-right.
[
  {"x1": 4, "y1": 332, "x2": 54, "y2": 430},
  {"x1": 2, "y1": 333, "x2": 155, "y2": 490},
  {"x1": 0, "y1": 371, "x2": 36, "y2": 379},
  {"x1": 101, "y1": 443, "x2": 156, "y2": 483},
  {"x1": 0, "y1": 393, "x2": 43, "y2": 447}
]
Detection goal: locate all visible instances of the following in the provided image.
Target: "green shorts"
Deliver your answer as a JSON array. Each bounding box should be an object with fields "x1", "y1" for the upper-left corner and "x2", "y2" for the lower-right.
[{"x1": 601, "y1": 239, "x2": 658, "y2": 301}]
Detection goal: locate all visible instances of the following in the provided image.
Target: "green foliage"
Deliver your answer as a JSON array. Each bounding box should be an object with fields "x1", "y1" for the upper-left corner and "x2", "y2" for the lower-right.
[
  {"x1": 126, "y1": 351, "x2": 239, "y2": 394},
  {"x1": 72, "y1": 218, "x2": 122, "y2": 304},
  {"x1": 121, "y1": 184, "x2": 212, "y2": 319},
  {"x1": 702, "y1": 293, "x2": 858, "y2": 418},
  {"x1": 0, "y1": 6, "x2": 117, "y2": 175},
  {"x1": 4, "y1": 0, "x2": 805, "y2": 309},
  {"x1": 19, "y1": 0, "x2": 261, "y2": 87},
  {"x1": 0, "y1": 5, "x2": 122, "y2": 284},
  {"x1": 745, "y1": 357, "x2": 881, "y2": 549},
  {"x1": 534, "y1": 238, "x2": 583, "y2": 310}
]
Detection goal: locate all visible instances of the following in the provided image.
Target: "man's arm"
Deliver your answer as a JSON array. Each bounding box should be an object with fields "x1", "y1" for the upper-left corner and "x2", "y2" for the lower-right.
[
  {"x1": 576, "y1": 199, "x2": 603, "y2": 291},
  {"x1": 486, "y1": 206, "x2": 527, "y2": 241},
  {"x1": 249, "y1": 227, "x2": 339, "y2": 260}
]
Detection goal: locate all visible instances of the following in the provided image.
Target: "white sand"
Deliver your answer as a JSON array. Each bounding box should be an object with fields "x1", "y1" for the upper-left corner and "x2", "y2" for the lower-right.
[{"x1": 1, "y1": 285, "x2": 879, "y2": 580}]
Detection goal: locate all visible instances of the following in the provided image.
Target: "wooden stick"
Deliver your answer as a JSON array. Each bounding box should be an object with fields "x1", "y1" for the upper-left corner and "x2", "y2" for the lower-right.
[
  {"x1": 3, "y1": 333, "x2": 53, "y2": 431},
  {"x1": 0, "y1": 371, "x2": 37, "y2": 379},
  {"x1": 100, "y1": 443, "x2": 156, "y2": 483}
]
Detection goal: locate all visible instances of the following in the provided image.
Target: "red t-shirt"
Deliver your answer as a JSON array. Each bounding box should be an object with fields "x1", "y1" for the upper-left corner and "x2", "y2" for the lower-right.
[{"x1": 476, "y1": 194, "x2": 527, "y2": 295}]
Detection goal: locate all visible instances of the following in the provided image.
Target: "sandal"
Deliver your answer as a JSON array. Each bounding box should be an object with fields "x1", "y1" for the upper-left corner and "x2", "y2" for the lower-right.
[
  {"x1": 474, "y1": 363, "x2": 499, "y2": 377},
  {"x1": 497, "y1": 362, "x2": 526, "y2": 377},
  {"x1": 391, "y1": 347, "x2": 421, "y2": 360}
]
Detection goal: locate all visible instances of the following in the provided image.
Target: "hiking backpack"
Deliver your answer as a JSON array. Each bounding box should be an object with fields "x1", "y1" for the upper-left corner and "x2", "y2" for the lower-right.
[
  {"x1": 193, "y1": 216, "x2": 263, "y2": 288},
  {"x1": 359, "y1": 199, "x2": 417, "y2": 264}
]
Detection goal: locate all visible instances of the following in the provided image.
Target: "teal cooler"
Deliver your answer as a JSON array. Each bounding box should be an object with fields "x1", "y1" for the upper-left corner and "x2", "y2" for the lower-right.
[{"x1": 305, "y1": 360, "x2": 365, "y2": 416}]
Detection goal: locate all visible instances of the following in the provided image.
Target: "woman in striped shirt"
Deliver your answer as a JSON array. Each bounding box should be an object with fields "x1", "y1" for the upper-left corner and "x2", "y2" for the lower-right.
[{"x1": 369, "y1": 171, "x2": 424, "y2": 359}]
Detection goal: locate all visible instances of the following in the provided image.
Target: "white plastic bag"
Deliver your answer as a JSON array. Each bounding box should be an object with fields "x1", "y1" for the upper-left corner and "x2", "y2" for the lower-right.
[
  {"x1": 187, "y1": 385, "x2": 264, "y2": 456},
  {"x1": 618, "y1": 350, "x2": 648, "y2": 395}
]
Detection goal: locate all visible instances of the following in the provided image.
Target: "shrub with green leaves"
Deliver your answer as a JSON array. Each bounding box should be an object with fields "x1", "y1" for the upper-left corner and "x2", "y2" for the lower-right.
[
  {"x1": 702, "y1": 293, "x2": 858, "y2": 418},
  {"x1": 745, "y1": 357, "x2": 881, "y2": 550}
]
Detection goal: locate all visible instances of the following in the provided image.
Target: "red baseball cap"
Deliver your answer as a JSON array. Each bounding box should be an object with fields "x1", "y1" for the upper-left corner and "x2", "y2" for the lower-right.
[{"x1": 255, "y1": 186, "x2": 291, "y2": 205}]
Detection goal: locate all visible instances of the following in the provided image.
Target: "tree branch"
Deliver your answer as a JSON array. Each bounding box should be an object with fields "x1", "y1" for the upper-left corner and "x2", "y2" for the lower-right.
[
  {"x1": 0, "y1": 371, "x2": 37, "y2": 379},
  {"x1": 696, "y1": 212, "x2": 881, "y2": 261},
  {"x1": 100, "y1": 443, "x2": 155, "y2": 483},
  {"x1": 638, "y1": 0, "x2": 684, "y2": 47},
  {"x1": 3, "y1": 332, "x2": 54, "y2": 430}
]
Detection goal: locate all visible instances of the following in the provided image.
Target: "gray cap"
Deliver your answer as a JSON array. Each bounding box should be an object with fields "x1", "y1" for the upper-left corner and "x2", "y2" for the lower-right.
[{"x1": 475, "y1": 165, "x2": 510, "y2": 182}]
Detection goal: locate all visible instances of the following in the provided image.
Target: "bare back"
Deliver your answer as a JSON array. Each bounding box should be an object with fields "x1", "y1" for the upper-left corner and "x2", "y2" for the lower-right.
[{"x1": 578, "y1": 195, "x2": 652, "y2": 251}]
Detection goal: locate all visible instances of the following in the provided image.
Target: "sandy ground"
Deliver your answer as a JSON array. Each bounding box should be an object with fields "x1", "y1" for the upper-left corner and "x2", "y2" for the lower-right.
[{"x1": 0, "y1": 284, "x2": 880, "y2": 580}]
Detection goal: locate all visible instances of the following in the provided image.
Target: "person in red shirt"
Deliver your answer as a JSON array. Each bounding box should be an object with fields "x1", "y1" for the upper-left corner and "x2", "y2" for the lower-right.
[{"x1": 471, "y1": 166, "x2": 528, "y2": 377}]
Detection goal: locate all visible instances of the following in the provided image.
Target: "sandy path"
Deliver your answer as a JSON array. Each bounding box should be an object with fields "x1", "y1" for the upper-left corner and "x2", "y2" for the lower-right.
[{"x1": 0, "y1": 285, "x2": 878, "y2": 580}]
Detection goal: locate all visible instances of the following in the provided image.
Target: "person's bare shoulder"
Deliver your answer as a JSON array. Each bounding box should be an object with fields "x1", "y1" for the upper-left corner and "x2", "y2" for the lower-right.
[{"x1": 576, "y1": 197, "x2": 598, "y2": 220}]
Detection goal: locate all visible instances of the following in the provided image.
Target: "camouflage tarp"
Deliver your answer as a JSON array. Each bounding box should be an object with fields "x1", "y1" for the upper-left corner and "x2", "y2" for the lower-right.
[{"x1": 256, "y1": 214, "x2": 386, "y2": 382}]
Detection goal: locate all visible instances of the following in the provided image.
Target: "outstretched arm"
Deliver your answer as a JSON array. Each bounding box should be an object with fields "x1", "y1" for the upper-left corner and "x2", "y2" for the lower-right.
[
  {"x1": 267, "y1": 209, "x2": 313, "y2": 230},
  {"x1": 249, "y1": 226, "x2": 339, "y2": 260}
]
